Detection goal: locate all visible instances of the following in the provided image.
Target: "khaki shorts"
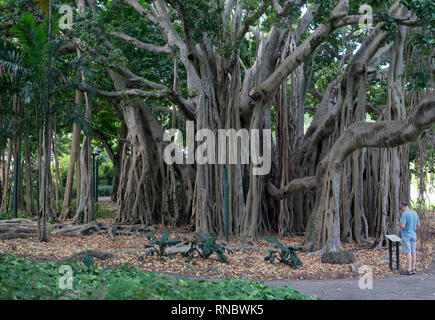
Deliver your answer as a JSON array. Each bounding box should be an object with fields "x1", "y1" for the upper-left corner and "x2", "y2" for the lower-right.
[{"x1": 401, "y1": 237, "x2": 416, "y2": 253}]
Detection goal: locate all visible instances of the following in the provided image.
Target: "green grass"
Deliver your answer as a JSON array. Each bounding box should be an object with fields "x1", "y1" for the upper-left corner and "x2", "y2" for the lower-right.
[
  {"x1": 94, "y1": 203, "x2": 116, "y2": 219},
  {"x1": 410, "y1": 201, "x2": 435, "y2": 212},
  {"x1": 0, "y1": 254, "x2": 315, "y2": 300},
  {"x1": 0, "y1": 211, "x2": 29, "y2": 220}
]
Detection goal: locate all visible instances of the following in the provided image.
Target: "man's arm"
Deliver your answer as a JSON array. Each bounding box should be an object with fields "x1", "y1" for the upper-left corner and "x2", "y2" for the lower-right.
[{"x1": 398, "y1": 212, "x2": 407, "y2": 229}]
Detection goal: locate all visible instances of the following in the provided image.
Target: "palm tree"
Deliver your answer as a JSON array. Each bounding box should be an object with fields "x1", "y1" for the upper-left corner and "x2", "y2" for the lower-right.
[
  {"x1": 0, "y1": 40, "x2": 27, "y2": 216},
  {"x1": 0, "y1": 2, "x2": 75, "y2": 240},
  {"x1": 1, "y1": 6, "x2": 92, "y2": 240}
]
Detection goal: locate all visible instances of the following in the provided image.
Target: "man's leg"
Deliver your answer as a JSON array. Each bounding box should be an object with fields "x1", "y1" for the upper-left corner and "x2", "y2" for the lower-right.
[
  {"x1": 411, "y1": 253, "x2": 416, "y2": 271},
  {"x1": 411, "y1": 237, "x2": 417, "y2": 273},
  {"x1": 401, "y1": 238, "x2": 412, "y2": 273},
  {"x1": 406, "y1": 253, "x2": 412, "y2": 272}
]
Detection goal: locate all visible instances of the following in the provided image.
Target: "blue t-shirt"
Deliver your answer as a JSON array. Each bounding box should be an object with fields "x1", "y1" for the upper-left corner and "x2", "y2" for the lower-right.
[{"x1": 400, "y1": 210, "x2": 419, "y2": 239}]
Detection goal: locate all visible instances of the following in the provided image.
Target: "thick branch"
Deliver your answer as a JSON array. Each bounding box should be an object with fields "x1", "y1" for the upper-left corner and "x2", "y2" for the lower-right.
[
  {"x1": 94, "y1": 88, "x2": 167, "y2": 99},
  {"x1": 267, "y1": 176, "x2": 318, "y2": 199},
  {"x1": 94, "y1": 87, "x2": 196, "y2": 121},
  {"x1": 248, "y1": 1, "x2": 357, "y2": 103},
  {"x1": 308, "y1": 87, "x2": 323, "y2": 101},
  {"x1": 270, "y1": 92, "x2": 435, "y2": 199},
  {"x1": 237, "y1": 1, "x2": 269, "y2": 42},
  {"x1": 123, "y1": 0, "x2": 160, "y2": 24},
  {"x1": 109, "y1": 31, "x2": 170, "y2": 54},
  {"x1": 294, "y1": 3, "x2": 317, "y2": 44},
  {"x1": 319, "y1": 92, "x2": 435, "y2": 174},
  {"x1": 272, "y1": 0, "x2": 305, "y2": 17}
]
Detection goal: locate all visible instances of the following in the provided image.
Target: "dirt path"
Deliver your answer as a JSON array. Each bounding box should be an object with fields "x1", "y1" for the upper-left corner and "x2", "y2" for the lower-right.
[
  {"x1": 164, "y1": 267, "x2": 435, "y2": 300},
  {"x1": 267, "y1": 268, "x2": 435, "y2": 300},
  {"x1": 164, "y1": 252, "x2": 435, "y2": 300}
]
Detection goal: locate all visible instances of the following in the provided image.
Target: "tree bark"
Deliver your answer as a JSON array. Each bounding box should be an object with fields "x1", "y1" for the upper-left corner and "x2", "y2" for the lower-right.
[{"x1": 60, "y1": 115, "x2": 81, "y2": 219}]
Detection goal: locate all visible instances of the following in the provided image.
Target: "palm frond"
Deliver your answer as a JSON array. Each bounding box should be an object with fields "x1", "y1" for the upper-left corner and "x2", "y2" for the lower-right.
[
  {"x1": 0, "y1": 40, "x2": 27, "y2": 76},
  {"x1": 11, "y1": 14, "x2": 49, "y2": 68},
  {"x1": 20, "y1": 80, "x2": 37, "y2": 104},
  {"x1": 61, "y1": 104, "x2": 93, "y2": 137}
]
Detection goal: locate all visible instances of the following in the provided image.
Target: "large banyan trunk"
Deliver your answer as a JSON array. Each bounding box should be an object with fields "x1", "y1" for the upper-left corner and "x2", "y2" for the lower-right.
[
  {"x1": 301, "y1": 21, "x2": 393, "y2": 252},
  {"x1": 275, "y1": 28, "x2": 316, "y2": 236},
  {"x1": 60, "y1": 92, "x2": 82, "y2": 220},
  {"x1": 191, "y1": 52, "x2": 223, "y2": 234},
  {"x1": 72, "y1": 50, "x2": 95, "y2": 224},
  {"x1": 99, "y1": 0, "x2": 430, "y2": 252},
  {"x1": 191, "y1": 37, "x2": 282, "y2": 241},
  {"x1": 116, "y1": 102, "x2": 193, "y2": 226},
  {"x1": 373, "y1": 18, "x2": 409, "y2": 248},
  {"x1": 339, "y1": 70, "x2": 370, "y2": 245},
  {"x1": 275, "y1": 34, "x2": 302, "y2": 236},
  {"x1": 109, "y1": 66, "x2": 193, "y2": 226},
  {"x1": 72, "y1": 133, "x2": 94, "y2": 224},
  {"x1": 117, "y1": 104, "x2": 167, "y2": 225}
]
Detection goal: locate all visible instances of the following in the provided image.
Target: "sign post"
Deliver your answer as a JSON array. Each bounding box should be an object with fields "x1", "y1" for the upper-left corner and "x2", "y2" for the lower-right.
[{"x1": 385, "y1": 234, "x2": 401, "y2": 271}]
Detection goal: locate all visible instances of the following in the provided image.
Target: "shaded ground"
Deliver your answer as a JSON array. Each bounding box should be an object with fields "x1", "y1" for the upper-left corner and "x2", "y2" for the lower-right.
[
  {"x1": 0, "y1": 223, "x2": 433, "y2": 282},
  {"x1": 0, "y1": 201, "x2": 433, "y2": 286}
]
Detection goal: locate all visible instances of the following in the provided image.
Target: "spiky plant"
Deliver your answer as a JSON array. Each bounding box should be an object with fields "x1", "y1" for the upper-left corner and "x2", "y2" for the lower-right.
[
  {"x1": 264, "y1": 236, "x2": 303, "y2": 269},
  {"x1": 140, "y1": 231, "x2": 182, "y2": 260},
  {"x1": 183, "y1": 233, "x2": 232, "y2": 264}
]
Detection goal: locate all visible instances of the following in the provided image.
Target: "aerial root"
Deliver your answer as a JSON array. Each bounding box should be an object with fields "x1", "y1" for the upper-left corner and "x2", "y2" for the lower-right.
[{"x1": 0, "y1": 218, "x2": 153, "y2": 240}]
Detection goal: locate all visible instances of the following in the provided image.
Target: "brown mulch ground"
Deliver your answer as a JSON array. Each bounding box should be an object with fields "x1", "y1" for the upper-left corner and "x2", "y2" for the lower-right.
[
  {"x1": 0, "y1": 227, "x2": 433, "y2": 281},
  {"x1": 0, "y1": 201, "x2": 433, "y2": 281}
]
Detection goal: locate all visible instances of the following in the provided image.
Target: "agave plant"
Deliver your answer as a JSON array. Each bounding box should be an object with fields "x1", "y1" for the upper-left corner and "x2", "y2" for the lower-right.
[
  {"x1": 141, "y1": 231, "x2": 182, "y2": 260},
  {"x1": 264, "y1": 236, "x2": 303, "y2": 269},
  {"x1": 82, "y1": 245, "x2": 94, "y2": 270},
  {"x1": 183, "y1": 233, "x2": 232, "y2": 264}
]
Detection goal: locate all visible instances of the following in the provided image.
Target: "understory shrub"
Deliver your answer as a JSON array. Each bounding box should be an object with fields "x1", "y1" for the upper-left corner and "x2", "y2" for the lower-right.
[
  {"x1": 264, "y1": 237, "x2": 303, "y2": 269},
  {"x1": 183, "y1": 233, "x2": 232, "y2": 263},
  {"x1": 140, "y1": 231, "x2": 182, "y2": 261},
  {"x1": 0, "y1": 254, "x2": 315, "y2": 300}
]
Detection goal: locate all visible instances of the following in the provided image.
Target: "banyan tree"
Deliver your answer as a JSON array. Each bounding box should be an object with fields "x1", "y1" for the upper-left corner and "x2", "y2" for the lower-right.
[
  {"x1": 2, "y1": 0, "x2": 433, "y2": 254},
  {"x1": 92, "y1": 0, "x2": 434, "y2": 252}
]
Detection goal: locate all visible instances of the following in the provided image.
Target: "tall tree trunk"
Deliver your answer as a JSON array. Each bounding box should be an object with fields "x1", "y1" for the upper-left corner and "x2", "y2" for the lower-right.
[
  {"x1": 39, "y1": 106, "x2": 50, "y2": 241},
  {"x1": 23, "y1": 135, "x2": 34, "y2": 216},
  {"x1": 72, "y1": 134, "x2": 94, "y2": 224},
  {"x1": 374, "y1": 16, "x2": 409, "y2": 248},
  {"x1": 60, "y1": 119, "x2": 81, "y2": 219},
  {"x1": 72, "y1": 50, "x2": 94, "y2": 224},
  {"x1": 1, "y1": 140, "x2": 12, "y2": 212},
  {"x1": 110, "y1": 122, "x2": 126, "y2": 202},
  {"x1": 52, "y1": 119, "x2": 63, "y2": 205}
]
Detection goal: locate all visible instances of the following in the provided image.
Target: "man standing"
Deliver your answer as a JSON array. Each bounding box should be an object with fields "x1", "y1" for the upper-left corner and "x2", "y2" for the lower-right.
[{"x1": 398, "y1": 202, "x2": 420, "y2": 275}]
